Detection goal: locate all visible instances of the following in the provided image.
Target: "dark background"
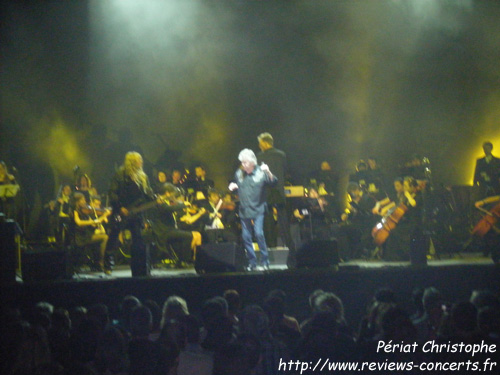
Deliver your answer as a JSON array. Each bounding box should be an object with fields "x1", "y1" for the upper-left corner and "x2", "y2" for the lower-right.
[{"x1": 2, "y1": 0, "x2": 500, "y2": 229}]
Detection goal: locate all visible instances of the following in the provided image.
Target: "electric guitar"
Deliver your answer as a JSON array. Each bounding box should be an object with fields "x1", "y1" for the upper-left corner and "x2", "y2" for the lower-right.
[{"x1": 114, "y1": 199, "x2": 160, "y2": 225}]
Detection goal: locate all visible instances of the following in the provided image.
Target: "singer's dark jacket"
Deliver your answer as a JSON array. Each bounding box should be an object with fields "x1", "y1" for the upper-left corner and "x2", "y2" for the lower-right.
[
  {"x1": 234, "y1": 166, "x2": 277, "y2": 219},
  {"x1": 257, "y1": 147, "x2": 287, "y2": 205}
]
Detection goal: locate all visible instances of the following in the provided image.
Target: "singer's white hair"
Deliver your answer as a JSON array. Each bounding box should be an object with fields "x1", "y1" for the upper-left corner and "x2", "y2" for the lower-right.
[{"x1": 238, "y1": 148, "x2": 257, "y2": 165}]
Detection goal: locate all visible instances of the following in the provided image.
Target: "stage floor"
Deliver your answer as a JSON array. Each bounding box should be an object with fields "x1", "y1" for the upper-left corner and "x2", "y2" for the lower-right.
[
  {"x1": 7, "y1": 251, "x2": 499, "y2": 330},
  {"x1": 19, "y1": 252, "x2": 493, "y2": 282}
]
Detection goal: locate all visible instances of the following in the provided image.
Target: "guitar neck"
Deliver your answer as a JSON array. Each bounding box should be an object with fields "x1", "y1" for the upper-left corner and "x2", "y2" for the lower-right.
[{"x1": 128, "y1": 200, "x2": 158, "y2": 215}]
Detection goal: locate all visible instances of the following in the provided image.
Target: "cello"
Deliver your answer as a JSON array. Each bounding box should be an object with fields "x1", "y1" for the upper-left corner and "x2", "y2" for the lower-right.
[
  {"x1": 372, "y1": 202, "x2": 409, "y2": 246},
  {"x1": 472, "y1": 199, "x2": 500, "y2": 237},
  {"x1": 371, "y1": 178, "x2": 420, "y2": 246}
]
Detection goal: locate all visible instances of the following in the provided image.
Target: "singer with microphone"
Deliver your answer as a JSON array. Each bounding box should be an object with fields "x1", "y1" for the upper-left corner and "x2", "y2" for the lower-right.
[{"x1": 228, "y1": 149, "x2": 277, "y2": 271}]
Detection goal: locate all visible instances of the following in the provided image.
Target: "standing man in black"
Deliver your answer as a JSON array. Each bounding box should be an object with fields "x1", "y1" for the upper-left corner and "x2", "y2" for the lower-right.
[
  {"x1": 257, "y1": 132, "x2": 297, "y2": 268},
  {"x1": 474, "y1": 141, "x2": 500, "y2": 197},
  {"x1": 107, "y1": 151, "x2": 155, "y2": 277}
]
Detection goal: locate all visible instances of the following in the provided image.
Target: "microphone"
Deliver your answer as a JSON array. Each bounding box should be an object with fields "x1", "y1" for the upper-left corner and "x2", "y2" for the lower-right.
[{"x1": 73, "y1": 165, "x2": 80, "y2": 174}]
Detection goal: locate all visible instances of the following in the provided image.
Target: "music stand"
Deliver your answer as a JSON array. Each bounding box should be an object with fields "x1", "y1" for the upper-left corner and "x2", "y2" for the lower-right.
[{"x1": 0, "y1": 184, "x2": 20, "y2": 199}]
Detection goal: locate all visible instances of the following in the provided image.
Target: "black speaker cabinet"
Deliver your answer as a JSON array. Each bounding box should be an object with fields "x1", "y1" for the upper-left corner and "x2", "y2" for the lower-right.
[
  {"x1": 296, "y1": 239, "x2": 339, "y2": 268},
  {"x1": 0, "y1": 219, "x2": 21, "y2": 283},
  {"x1": 195, "y1": 242, "x2": 246, "y2": 273},
  {"x1": 22, "y1": 247, "x2": 68, "y2": 282},
  {"x1": 205, "y1": 228, "x2": 238, "y2": 244}
]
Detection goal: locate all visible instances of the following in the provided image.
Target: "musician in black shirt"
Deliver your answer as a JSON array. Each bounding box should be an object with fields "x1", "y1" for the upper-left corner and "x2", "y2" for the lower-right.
[
  {"x1": 383, "y1": 177, "x2": 426, "y2": 263},
  {"x1": 257, "y1": 132, "x2": 297, "y2": 268},
  {"x1": 337, "y1": 182, "x2": 377, "y2": 260},
  {"x1": 474, "y1": 142, "x2": 500, "y2": 197},
  {"x1": 148, "y1": 183, "x2": 202, "y2": 266}
]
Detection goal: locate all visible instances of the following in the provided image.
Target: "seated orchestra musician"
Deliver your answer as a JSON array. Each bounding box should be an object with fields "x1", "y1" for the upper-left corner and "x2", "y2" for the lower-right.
[
  {"x1": 199, "y1": 188, "x2": 225, "y2": 229},
  {"x1": 372, "y1": 178, "x2": 405, "y2": 217},
  {"x1": 171, "y1": 169, "x2": 185, "y2": 188},
  {"x1": 381, "y1": 176, "x2": 427, "y2": 262},
  {"x1": 152, "y1": 170, "x2": 168, "y2": 194},
  {"x1": 474, "y1": 195, "x2": 500, "y2": 264},
  {"x1": 177, "y1": 191, "x2": 208, "y2": 233},
  {"x1": 148, "y1": 183, "x2": 202, "y2": 267},
  {"x1": 336, "y1": 182, "x2": 377, "y2": 260},
  {"x1": 193, "y1": 164, "x2": 215, "y2": 199},
  {"x1": 349, "y1": 160, "x2": 370, "y2": 192},
  {"x1": 17, "y1": 148, "x2": 499, "y2": 271},
  {"x1": 75, "y1": 173, "x2": 96, "y2": 203},
  {"x1": 46, "y1": 184, "x2": 73, "y2": 243},
  {"x1": 72, "y1": 192, "x2": 112, "y2": 274},
  {"x1": 293, "y1": 185, "x2": 336, "y2": 241},
  {"x1": 0, "y1": 160, "x2": 19, "y2": 219},
  {"x1": 219, "y1": 191, "x2": 240, "y2": 240},
  {"x1": 196, "y1": 188, "x2": 241, "y2": 244}
]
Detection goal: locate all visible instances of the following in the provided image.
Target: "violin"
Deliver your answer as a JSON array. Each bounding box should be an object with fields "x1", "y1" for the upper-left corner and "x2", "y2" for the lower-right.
[
  {"x1": 179, "y1": 206, "x2": 207, "y2": 224},
  {"x1": 184, "y1": 205, "x2": 199, "y2": 215},
  {"x1": 220, "y1": 201, "x2": 236, "y2": 211},
  {"x1": 80, "y1": 205, "x2": 112, "y2": 216}
]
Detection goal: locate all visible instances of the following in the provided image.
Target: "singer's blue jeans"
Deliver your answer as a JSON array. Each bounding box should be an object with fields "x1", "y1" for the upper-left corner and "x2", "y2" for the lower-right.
[{"x1": 240, "y1": 214, "x2": 269, "y2": 268}]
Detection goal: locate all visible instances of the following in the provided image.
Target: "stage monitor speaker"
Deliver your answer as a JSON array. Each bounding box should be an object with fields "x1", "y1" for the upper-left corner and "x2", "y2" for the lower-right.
[
  {"x1": 296, "y1": 239, "x2": 339, "y2": 268},
  {"x1": 22, "y1": 248, "x2": 68, "y2": 282},
  {"x1": 195, "y1": 242, "x2": 245, "y2": 274},
  {"x1": 205, "y1": 228, "x2": 238, "y2": 244}
]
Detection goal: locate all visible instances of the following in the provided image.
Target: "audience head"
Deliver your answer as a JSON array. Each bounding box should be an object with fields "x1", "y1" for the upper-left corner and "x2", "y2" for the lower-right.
[
  {"x1": 201, "y1": 296, "x2": 228, "y2": 329},
  {"x1": 94, "y1": 326, "x2": 129, "y2": 374},
  {"x1": 450, "y1": 301, "x2": 478, "y2": 335},
  {"x1": 213, "y1": 340, "x2": 252, "y2": 375},
  {"x1": 240, "y1": 305, "x2": 270, "y2": 340},
  {"x1": 374, "y1": 288, "x2": 397, "y2": 304},
  {"x1": 223, "y1": 289, "x2": 241, "y2": 315},
  {"x1": 87, "y1": 303, "x2": 109, "y2": 331},
  {"x1": 478, "y1": 306, "x2": 500, "y2": 337},
  {"x1": 315, "y1": 292, "x2": 345, "y2": 323},
  {"x1": 118, "y1": 295, "x2": 141, "y2": 330},
  {"x1": 422, "y1": 287, "x2": 443, "y2": 314},
  {"x1": 35, "y1": 301, "x2": 54, "y2": 316},
  {"x1": 129, "y1": 305, "x2": 152, "y2": 338},
  {"x1": 182, "y1": 314, "x2": 202, "y2": 344},
  {"x1": 161, "y1": 295, "x2": 189, "y2": 328},
  {"x1": 309, "y1": 289, "x2": 325, "y2": 311},
  {"x1": 470, "y1": 290, "x2": 500, "y2": 310},
  {"x1": 380, "y1": 306, "x2": 416, "y2": 341},
  {"x1": 143, "y1": 299, "x2": 162, "y2": 333}
]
